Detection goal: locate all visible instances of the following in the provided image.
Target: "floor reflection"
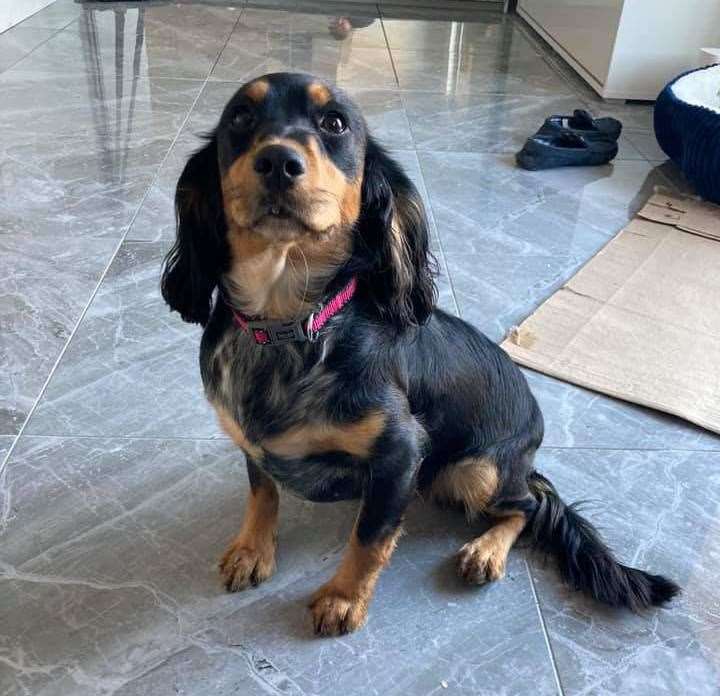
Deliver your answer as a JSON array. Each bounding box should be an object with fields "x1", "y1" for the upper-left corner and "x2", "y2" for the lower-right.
[{"x1": 80, "y1": 5, "x2": 145, "y2": 181}]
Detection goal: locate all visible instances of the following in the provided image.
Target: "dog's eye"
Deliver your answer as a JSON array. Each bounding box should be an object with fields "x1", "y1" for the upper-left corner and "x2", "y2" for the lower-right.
[
  {"x1": 231, "y1": 107, "x2": 254, "y2": 130},
  {"x1": 320, "y1": 111, "x2": 347, "y2": 135}
]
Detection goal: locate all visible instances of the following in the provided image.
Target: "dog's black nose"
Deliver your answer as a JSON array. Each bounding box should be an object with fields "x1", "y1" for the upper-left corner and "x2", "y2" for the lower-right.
[{"x1": 254, "y1": 145, "x2": 305, "y2": 191}]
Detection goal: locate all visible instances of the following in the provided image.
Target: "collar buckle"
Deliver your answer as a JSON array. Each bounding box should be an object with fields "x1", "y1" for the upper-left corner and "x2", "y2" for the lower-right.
[
  {"x1": 247, "y1": 319, "x2": 307, "y2": 346},
  {"x1": 229, "y1": 277, "x2": 357, "y2": 346}
]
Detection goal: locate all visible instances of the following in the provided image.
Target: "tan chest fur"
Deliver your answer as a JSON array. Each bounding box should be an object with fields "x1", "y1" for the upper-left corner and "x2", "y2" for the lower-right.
[{"x1": 223, "y1": 228, "x2": 351, "y2": 320}]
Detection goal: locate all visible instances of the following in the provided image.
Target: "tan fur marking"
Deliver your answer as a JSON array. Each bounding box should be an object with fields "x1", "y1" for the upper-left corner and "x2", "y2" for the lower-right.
[
  {"x1": 340, "y1": 176, "x2": 362, "y2": 230},
  {"x1": 456, "y1": 514, "x2": 526, "y2": 584},
  {"x1": 264, "y1": 411, "x2": 386, "y2": 459},
  {"x1": 245, "y1": 79, "x2": 269, "y2": 102},
  {"x1": 296, "y1": 135, "x2": 360, "y2": 230},
  {"x1": 222, "y1": 142, "x2": 263, "y2": 230},
  {"x1": 307, "y1": 82, "x2": 331, "y2": 106},
  {"x1": 309, "y1": 524, "x2": 400, "y2": 635},
  {"x1": 219, "y1": 471, "x2": 280, "y2": 591},
  {"x1": 214, "y1": 404, "x2": 264, "y2": 461},
  {"x1": 430, "y1": 456, "x2": 499, "y2": 518}
]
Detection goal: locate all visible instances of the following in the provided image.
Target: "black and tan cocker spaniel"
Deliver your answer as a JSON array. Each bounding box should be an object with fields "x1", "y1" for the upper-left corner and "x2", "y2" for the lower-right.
[{"x1": 161, "y1": 72, "x2": 679, "y2": 636}]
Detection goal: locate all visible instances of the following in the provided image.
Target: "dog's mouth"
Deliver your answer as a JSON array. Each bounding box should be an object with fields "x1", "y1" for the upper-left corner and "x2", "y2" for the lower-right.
[
  {"x1": 224, "y1": 188, "x2": 343, "y2": 239},
  {"x1": 259, "y1": 201, "x2": 296, "y2": 222},
  {"x1": 253, "y1": 202, "x2": 307, "y2": 236},
  {"x1": 250, "y1": 196, "x2": 328, "y2": 238}
]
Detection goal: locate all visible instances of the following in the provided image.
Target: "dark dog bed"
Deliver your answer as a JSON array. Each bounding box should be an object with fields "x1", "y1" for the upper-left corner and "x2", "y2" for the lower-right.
[{"x1": 655, "y1": 63, "x2": 720, "y2": 204}]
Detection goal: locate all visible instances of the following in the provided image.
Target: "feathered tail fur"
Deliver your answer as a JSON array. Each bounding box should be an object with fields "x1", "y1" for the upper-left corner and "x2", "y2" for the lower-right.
[{"x1": 527, "y1": 471, "x2": 680, "y2": 610}]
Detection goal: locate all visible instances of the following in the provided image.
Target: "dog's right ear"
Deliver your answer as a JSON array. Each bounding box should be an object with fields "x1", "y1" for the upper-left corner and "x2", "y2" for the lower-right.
[{"x1": 161, "y1": 137, "x2": 228, "y2": 326}]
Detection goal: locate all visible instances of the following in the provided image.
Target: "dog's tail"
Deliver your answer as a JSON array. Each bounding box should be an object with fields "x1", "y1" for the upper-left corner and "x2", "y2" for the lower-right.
[{"x1": 526, "y1": 471, "x2": 680, "y2": 610}]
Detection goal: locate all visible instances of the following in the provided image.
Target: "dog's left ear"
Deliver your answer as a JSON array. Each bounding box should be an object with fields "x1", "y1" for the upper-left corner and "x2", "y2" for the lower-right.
[{"x1": 357, "y1": 138, "x2": 437, "y2": 329}]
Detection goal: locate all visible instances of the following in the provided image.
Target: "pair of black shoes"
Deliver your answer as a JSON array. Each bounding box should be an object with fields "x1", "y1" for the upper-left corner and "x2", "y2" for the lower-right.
[{"x1": 516, "y1": 110, "x2": 622, "y2": 170}]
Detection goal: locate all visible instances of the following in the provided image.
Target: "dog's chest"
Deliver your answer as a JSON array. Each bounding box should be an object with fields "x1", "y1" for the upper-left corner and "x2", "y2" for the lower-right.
[
  {"x1": 201, "y1": 326, "x2": 372, "y2": 501},
  {"x1": 203, "y1": 327, "x2": 311, "y2": 437}
]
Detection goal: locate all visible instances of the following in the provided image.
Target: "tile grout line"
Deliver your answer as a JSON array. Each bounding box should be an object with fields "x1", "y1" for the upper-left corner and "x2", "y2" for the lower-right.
[
  {"x1": 9, "y1": 433, "x2": 719, "y2": 452},
  {"x1": 525, "y1": 559, "x2": 567, "y2": 696},
  {"x1": 1, "y1": 12, "x2": 81, "y2": 75},
  {"x1": 414, "y1": 150, "x2": 462, "y2": 317},
  {"x1": 539, "y1": 444, "x2": 720, "y2": 452},
  {"x1": 0, "y1": 4, "x2": 248, "y2": 493},
  {"x1": 21, "y1": 434, "x2": 232, "y2": 442}
]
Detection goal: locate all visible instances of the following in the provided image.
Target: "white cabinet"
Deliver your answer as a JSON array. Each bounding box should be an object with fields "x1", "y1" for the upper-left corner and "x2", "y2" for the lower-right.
[{"x1": 518, "y1": 0, "x2": 720, "y2": 100}]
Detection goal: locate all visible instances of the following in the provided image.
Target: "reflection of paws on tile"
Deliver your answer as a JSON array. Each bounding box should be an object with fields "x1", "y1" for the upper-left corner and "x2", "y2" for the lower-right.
[
  {"x1": 309, "y1": 584, "x2": 369, "y2": 636},
  {"x1": 219, "y1": 536, "x2": 276, "y2": 592},
  {"x1": 328, "y1": 17, "x2": 352, "y2": 41}
]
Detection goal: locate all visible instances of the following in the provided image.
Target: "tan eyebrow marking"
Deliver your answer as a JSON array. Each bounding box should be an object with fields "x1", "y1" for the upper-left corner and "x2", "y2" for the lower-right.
[
  {"x1": 244, "y1": 79, "x2": 269, "y2": 102},
  {"x1": 308, "y1": 82, "x2": 331, "y2": 106}
]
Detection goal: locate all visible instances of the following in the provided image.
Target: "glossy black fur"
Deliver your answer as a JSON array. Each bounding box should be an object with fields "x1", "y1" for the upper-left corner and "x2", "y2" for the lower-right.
[
  {"x1": 162, "y1": 72, "x2": 679, "y2": 610},
  {"x1": 527, "y1": 473, "x2": 680, "y2": 609}
]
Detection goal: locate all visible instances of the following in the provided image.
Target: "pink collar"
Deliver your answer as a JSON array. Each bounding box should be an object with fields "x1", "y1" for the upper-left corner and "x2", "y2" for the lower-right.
[{"x1": 229, "y1": 277, "x2": 357, "y2": 346}]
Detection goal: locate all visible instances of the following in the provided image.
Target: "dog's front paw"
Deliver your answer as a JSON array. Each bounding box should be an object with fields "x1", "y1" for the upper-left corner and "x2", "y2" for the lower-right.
[
  {"x1": 309, "y1": 585, "x2": 368, "y2": 636},
  {"x1": 456, "y1": 536, "x2": 507, "y2": 585},
  {"x1": 219, "y1": 538, "x2": 276, "y2": 592}
]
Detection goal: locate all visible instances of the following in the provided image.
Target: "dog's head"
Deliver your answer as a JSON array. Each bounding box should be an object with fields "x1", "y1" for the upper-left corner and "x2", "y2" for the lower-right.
[{"x1": 161, "y1": 72, "x2": 436, "y2": 329}]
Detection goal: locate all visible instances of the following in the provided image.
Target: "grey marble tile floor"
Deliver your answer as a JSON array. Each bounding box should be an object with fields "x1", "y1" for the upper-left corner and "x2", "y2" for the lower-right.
[{"x1": 1, "y1": 2, "x2": 718, "y2": 694}]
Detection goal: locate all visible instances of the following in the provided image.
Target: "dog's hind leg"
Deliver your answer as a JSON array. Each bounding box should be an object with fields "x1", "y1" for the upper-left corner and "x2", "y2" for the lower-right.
[
  {"x1": 433, "y1": 445, "x2": 680, "y2": 606},
  {"x1": 430, "y1": 449, "x2": 538, "y2": 584},
  {"x1": 455, "y1": 511, "x2": 527, "y2": 584}
]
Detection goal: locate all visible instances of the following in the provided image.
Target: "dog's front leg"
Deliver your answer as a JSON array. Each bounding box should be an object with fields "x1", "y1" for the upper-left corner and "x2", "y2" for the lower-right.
[
  {"x1": 220, "y1": 459, "x2": 279, "y2": 591},
  {"x1": 309, "y1": 435, "x2": 419, "y2": 636}
]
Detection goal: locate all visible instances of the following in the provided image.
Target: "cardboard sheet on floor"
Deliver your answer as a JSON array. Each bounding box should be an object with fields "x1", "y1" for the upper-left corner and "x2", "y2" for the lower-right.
[{"x1": 501, "y1": 192, "x2": 720, "y2": 434}]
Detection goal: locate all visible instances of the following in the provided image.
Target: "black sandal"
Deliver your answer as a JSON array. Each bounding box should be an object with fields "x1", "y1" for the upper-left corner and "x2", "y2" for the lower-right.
[{"x1": 515, "y1": 131, "x2": 618, "y2": 171}]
